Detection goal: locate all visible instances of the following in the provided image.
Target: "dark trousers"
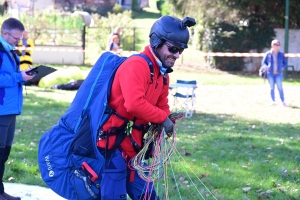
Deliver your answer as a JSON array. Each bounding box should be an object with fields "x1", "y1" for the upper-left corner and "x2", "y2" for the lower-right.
[
  {"x1": 0, "y1": 115, "x2": 16, "y2": 194},
  {"x1": 101, "y1": 150, "x2": 159, "y2": 200}
]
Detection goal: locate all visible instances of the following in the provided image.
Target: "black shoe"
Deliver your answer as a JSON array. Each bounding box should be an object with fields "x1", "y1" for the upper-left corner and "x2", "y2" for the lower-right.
[{"x1": 0, "y1": 192, "x2": 21, "y2": 200}]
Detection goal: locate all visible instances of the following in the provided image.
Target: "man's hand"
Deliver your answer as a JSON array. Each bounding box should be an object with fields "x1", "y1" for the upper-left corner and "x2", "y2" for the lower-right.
[
  {"x1": 262, "y1": 64, "x2": 269, "y2": 71},
  {"x1": 159, "y1": 117, "x2": 174, "y2": 137},
  {"x1": 21, "y1": 70, "x2": 35, "y2": 81}
]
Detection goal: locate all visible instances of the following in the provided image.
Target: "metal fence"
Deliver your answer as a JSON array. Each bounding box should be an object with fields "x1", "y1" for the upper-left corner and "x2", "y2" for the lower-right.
[{"x1": 25, "y1": 25, "x2": 300, "y2": 71}]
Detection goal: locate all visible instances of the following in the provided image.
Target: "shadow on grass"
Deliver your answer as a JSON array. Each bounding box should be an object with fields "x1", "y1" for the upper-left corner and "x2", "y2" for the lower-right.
[
  {"x1": 12, "y1": 87, "x2": 300, "y2": 199},
  {"x1": 288, "y1": 105, "x2": 300, "y2": 109},
  {"x1": 24, "y1": 87, "x2": 57, "y2": 93},
  {"x1": 21, "y1": 87, "x2": 73, "y2": 129},
  {"x1": 8, "y1": 88, "x2": 73, "y2": 186},
  {"x1": 174, "y1": 113, "x2": 300, "y2": 199}
]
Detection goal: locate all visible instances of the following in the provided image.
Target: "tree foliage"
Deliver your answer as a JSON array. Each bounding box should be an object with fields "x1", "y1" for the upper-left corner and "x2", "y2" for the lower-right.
[
  {"x1": 92, "y1": 11, "x2": 134, "y2": 50},
  {"x1": 162, "y1": 0, "x2": 300, "y2": 71},
  {"x1": 18, "y1": 11, "x2": 83, "y2": 45},
  {"x1": 8, "y1": 9, "x2": 133, "y2": 49}
]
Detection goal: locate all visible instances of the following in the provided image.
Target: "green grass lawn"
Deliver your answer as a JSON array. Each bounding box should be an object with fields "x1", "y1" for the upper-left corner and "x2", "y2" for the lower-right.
[
  {"x1": 4, "y1": 68, "x2": 300, "y2": 199},
  {"x1": 7, "y1": 7, "x2": 300, "y2": 200}
]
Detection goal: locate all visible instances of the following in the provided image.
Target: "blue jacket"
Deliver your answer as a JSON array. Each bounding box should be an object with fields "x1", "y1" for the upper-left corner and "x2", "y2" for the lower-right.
[
  {"x1": 261, "y1": 50, "x2": 287, "y2": 75},
  {"x1": 0, "y1": 42, "x2": 24, "y2": 115}
]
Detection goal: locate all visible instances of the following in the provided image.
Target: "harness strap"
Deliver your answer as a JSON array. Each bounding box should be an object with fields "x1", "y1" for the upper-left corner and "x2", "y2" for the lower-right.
[
  {"x1": 129, "y1": 136, "x2": 141, "y2": 153},
  {"x1": 119, "y1": 147, "x2": 135, "y2": 183},
  {"x1": 163, "y1": 74, "x2": 167, "y2": 85},
  {"x1": 97, "y1": 123, "x2": 145, "y2": 141},
  {"x1": 97, "y1": 108, "x2": 151, "y2": 158},
  {"x1": 138, "y1": 54, "x2": 154, "y2": 84},
  {"x1": 97, "y1": 122, "x2": 128, "y2": 159},
  {"x1": 129, "y1": 123, "x2": 151, "y2": 153},
  {"x1": 138, "y1": 53, "x2": 167, "y2": 85},
  {"x1": 97, "y1": 126, "x2": 151, "y2": 161},
  {"x1": 130, "y1": 169, "x2": 135, "y2": 182}
]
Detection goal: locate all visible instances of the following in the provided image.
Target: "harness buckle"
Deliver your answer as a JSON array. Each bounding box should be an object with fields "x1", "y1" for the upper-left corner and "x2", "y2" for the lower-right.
[
  {"x1": 126, "y1": 121, "x2": 134, "y2": 136},
  {"x1": 97, "y1": 130, "x2": 106, "y2": 140}
]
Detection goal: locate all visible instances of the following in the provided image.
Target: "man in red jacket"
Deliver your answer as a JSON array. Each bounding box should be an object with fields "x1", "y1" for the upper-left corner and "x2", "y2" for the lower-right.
[{"x1": 97, "y1": 15, "x2": 196, "y2": 200}]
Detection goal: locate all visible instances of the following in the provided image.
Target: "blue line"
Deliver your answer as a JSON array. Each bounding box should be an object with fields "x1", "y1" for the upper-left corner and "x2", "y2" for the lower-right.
[{"x1": 74, "y1": 53, "x2": 113, "y2": 133}]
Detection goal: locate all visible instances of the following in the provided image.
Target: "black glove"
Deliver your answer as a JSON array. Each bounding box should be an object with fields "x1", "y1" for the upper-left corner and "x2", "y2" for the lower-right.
[{"x1": 159, "y1": 117, "x2": 174, "y2": 137}]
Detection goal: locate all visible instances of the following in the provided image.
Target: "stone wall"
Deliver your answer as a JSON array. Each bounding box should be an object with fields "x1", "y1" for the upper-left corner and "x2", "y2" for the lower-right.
[
  {"x1": 32, "y1": 45, "x2": 84, "y2": 65},
  {"x1": 275, "y1": 28, "x2": 300, "y2": 71}
]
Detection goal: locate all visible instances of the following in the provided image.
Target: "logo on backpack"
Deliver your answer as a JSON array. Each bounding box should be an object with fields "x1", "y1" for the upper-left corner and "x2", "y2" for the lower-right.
[{"x1": 45, "y1": 155, "x2": 54, "y2": 177}]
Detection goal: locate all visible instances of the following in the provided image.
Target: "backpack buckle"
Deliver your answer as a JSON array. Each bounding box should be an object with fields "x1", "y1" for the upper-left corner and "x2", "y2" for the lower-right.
[{"x1": 81, "y1": 162, "x2": 98, "y2": 182}]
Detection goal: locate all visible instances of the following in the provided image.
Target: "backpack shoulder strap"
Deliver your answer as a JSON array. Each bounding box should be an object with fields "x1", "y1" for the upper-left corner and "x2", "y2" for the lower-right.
[
  {"x1": 0, "y1": 52, "x2": 3, "y2": 69},
  {"x1": 133, "y1": 54, "x2": 167, "y2": 85},
  {"x1": 74, "y1": 52, "x2": 123, "y2": 133},
  {"x1": 134, "y1": 54, "x2": 154, "y2": 84}
]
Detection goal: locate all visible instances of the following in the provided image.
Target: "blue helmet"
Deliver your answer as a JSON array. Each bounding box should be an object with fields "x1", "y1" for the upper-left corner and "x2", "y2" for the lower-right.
[{"x1": 149, "y1": 16, "x2": 196, "y2": 49}]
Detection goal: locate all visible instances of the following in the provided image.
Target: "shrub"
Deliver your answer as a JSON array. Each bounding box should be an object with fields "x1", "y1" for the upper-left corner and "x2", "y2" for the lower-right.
[
  {"x1": 201, "y1": 17, "x2": 275, "y2": 71},
  {"x1": 112, "y1": 3, "x2": 123, "y2": 14}
]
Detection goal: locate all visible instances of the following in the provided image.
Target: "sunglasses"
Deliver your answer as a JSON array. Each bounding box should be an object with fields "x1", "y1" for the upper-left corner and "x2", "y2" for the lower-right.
[
  {"x1": 7, "y1": 32, "x2": 22, "y2": 41},
  {"x1": 273, "y1": 43, "x2": 280, "y2": 46},
  {"x1": 164, "y1": 43, "x2": 184, "y2": 54}
]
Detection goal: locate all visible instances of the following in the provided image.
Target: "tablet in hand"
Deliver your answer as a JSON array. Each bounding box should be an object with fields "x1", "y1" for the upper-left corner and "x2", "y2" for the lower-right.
[{"x1": 25, "y1": 67, "x2": 39, "y2": 75}]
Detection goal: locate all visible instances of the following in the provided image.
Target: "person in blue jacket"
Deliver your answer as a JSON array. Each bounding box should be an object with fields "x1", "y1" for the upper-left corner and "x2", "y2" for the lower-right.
[
  {"x1": 261, "y1": 39, "x2": 287, "y2": 106},
  {"x1": 0, "y1": 17, "x2": 35, "y2": 200}
]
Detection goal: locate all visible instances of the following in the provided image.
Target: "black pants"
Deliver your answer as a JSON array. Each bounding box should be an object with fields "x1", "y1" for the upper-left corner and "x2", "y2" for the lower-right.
[{"x1": 0, "y1": 115, "x2": 16, "y2": 194}]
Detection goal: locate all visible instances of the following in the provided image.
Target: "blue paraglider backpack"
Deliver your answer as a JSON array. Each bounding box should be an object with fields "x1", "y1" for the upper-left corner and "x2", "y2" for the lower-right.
[{"x1": 37, "y1": 52, "x2": 158, "y2": 200}]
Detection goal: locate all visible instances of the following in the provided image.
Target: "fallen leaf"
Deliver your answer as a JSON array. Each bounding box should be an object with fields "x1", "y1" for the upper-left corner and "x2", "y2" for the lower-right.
[
  {"x1": 267, "y1": 154, "x2": 273, "y2": 158},
  {"x1": 242, "y1": 187, "x2": 251, "y2": 193},
  {"x1": 211, "y1": 163, "x2": 218, "y2": 167},
  {"x1": 258, "y1": 192, "x2": 272, "y2": 199},
  {"x1": 280, "y1": 139, "x2": 284, "y2": 145},
  {"x1": 255, "y1": 189, "x2": 263, "y2": 193},
  {"x1": 30, "y1": 142, "x2": 36, "y2": 146},
  {"x1": 279, "y1": 188, "x2": 286, "y2": 193},
  {"x1": 179, "y1": 176, "x2": 184, "y2": 181},
  {"x1": 7, "y1": 160, "x2": 14, "y2": 165},
  {"x1": 181, "y1": 149, "x2": 191, "y2": 156}
]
